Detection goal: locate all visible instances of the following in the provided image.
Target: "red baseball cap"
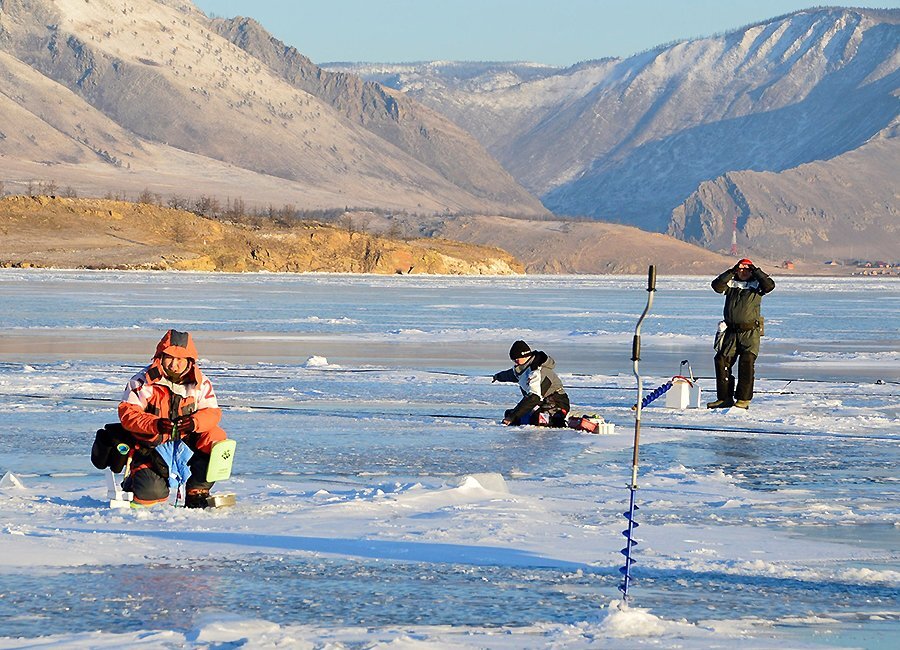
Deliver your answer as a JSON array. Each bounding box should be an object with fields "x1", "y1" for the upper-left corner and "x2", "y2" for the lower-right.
[{"x1": 738, "y1": 258, "x2": 753, "y2": 266}]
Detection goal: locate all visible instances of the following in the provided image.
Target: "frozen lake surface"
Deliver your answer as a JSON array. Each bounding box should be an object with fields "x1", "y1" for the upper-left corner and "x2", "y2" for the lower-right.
[{"x1": 0, "y1": 269, "x2": 897, "y2": 649}]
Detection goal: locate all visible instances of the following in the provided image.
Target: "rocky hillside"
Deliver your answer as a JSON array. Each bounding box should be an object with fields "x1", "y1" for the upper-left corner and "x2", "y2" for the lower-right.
[
  {"x1": 0, "y1": 196, "x2": 524, "y2": 274},
  {"x1": 669, "y1": 128, "x2": 900, "y2": 261},
  {"x1": 332, "y1": 8, "x2": 900, "y2": 262},
  {"x1": 0, "y1": 0, "x2": 545, "y2": 216}
]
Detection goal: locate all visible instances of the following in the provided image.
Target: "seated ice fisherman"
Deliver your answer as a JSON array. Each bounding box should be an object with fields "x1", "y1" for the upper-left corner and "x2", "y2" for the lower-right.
[
  {"x1": 90, "y1": 329, "x2": 229, "y2": 508},
  {"x1": 492, "y1": 340, "x2": 570, "y2": 427}
]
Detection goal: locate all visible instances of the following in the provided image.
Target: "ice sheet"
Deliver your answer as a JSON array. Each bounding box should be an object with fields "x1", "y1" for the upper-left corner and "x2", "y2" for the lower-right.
[{"x1": 0, "y1": 269, "x2": 897, "y2": 649}]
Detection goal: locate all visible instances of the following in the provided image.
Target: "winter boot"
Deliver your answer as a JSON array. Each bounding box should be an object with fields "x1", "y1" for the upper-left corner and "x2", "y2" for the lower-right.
[
  {"x1": 185, "y1": 488, "x2": 211, "y2": 509},
  {"x1": 707, "y1": 399, "x2": 734, "y2": 409},
  {"x1": 733, "y1": 399, "x2": 751, "y2": 409}
]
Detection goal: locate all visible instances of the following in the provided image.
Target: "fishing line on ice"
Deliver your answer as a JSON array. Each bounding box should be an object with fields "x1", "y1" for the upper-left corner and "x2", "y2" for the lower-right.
[
  {"x1": 2, "y1": 361, "x2": 895, "y2": 387},
  {"x1": 0, "y1": 391, "x2": 895, "y2": 441}
]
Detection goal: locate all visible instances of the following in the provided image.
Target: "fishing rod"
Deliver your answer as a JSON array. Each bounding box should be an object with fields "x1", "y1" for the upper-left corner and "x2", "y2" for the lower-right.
[{"x1": 619, "y1": 265, "x2": 656, "y2": 604}]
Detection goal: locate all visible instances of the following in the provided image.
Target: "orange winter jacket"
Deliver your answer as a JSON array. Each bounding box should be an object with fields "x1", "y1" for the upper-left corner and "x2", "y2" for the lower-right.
[{"x1": 118, "y1": 330, "x2": 222, "y2": 449}]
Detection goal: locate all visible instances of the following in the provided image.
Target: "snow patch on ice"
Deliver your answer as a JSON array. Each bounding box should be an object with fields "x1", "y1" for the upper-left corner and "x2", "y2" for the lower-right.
[
  {"x1": 0, "y1": 472, "x2": 26, "y2": 490},
  {"x1": 455, "y1": 472, "x2": 509, "y2": 493},
  {"x1": 598, "y1": 600, "x2": 700, "y2": 637},
  {"x1": 190, "y1": 613, "x2": 283, "y2": 644},
  {"x1": 838, "y1": 566, "x2": 900, "y2": 585}
]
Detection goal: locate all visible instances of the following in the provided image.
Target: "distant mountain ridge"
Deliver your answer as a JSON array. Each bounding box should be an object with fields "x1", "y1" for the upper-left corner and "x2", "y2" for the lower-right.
[
  {"x1": 0, "y1": 0, "x2": 545, "y2": 216},
  {"x1": 330, "y1": 7, "x2": 900, "y2": 261}
]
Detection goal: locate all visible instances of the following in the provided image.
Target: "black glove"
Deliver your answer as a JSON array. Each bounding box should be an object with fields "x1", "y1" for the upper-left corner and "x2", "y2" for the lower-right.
[
  {"x1": 155, "y1": 418, "x2": 175, "y2": 436},
  {"x1": 492, "y1": 372, "x2": 501, "y2": 383},
  {"x1": 175, "y1": 415, "x2": 196, "y2": 435}
]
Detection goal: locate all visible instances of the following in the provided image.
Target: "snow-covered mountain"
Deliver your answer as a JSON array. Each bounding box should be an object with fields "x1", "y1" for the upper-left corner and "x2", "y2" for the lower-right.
[
  {"x1": 0, "y1": 0, "x2": 545, "y2": 216},
  {"x1": 329, "y1": 8, "x2": 900, "y2": 260}
]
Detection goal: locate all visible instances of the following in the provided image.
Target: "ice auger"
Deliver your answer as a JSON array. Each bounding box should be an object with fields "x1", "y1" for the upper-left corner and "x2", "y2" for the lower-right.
[{"x1": 619, "y1": 265, "x2": 656, "y2": 603}]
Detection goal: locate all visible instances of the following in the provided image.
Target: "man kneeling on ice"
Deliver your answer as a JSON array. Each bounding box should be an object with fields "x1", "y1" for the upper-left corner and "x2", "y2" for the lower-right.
[
  {"x1": 91, "y1": 329, "x2": 229, "y2": 508},
  {"x1": 493, "y1": 340, "x2": 570, "y2": 427}
]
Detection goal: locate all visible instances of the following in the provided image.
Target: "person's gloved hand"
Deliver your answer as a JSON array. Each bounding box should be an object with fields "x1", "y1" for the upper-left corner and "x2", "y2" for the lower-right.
[
  {"x1": 501, "y1": 419, "x2": 512, "y2": 426},
  {"x1": 492, "y1": 372, "x2": 501, "y2": 383},
  {"x1": 174, "y1": 415, "x2": 196, "y2": 435},
  {"x1": 151, "y1": 418, "x2": 175, "y2": 446}
]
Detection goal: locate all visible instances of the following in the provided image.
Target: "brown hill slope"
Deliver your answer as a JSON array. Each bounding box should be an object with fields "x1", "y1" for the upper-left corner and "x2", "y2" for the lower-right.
[
  {"x1": 0, "y1": 0, "x2": 544, "y2": 216},
  {"x1": 0, "y1": 196, "x2": 523, "y2": 274},
  {"x1": 364, "y1": 213, "x2": 788, "y2": 275},
  {"x1": 359, "y1": 215, "x2": 855, "y2": 275}
]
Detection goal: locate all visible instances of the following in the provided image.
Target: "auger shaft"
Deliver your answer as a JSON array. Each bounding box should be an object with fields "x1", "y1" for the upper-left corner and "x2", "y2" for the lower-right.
[{"x1": 619, "y1": 265, "x2": 656, "y2": 603}]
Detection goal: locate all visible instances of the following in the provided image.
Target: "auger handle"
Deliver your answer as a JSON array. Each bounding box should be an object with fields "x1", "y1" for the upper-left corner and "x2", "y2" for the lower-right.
[{"x1": 631, "y1": 265, "x2": 656, "y2": 361}]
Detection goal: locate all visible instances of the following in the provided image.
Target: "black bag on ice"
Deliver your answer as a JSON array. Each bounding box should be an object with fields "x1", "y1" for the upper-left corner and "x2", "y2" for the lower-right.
[{"x1": 90, "y1": 423, "x2": 130, "y2": 473}]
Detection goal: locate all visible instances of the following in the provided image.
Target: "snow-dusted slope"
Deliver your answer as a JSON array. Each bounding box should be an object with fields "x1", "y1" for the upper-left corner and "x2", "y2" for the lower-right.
[
  {"x1": 331, "y1": 8, "x2": 900, "y2": 259},
  {"x1": 0, "y1": 0, "x2": 545, "y2": 216}
]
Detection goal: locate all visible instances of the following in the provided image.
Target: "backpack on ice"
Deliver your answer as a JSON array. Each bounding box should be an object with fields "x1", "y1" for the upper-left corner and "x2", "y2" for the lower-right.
[
  {"x1": 90, "y1": 423, "x2": 131, "y2": 473},
  {"x1": 567, "y1": 413, "x2": 615, "y2": 434}
]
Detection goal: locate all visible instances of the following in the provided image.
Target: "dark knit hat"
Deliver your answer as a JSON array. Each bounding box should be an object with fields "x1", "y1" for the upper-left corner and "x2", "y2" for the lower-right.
[{"x1": 509, "y1": 340, "x2": 532, "y2": 360}]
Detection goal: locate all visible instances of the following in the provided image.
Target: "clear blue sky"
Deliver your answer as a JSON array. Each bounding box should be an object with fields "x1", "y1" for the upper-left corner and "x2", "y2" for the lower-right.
[{"x1": 192, "y1": 1, "x2": 900, "y2": 67}]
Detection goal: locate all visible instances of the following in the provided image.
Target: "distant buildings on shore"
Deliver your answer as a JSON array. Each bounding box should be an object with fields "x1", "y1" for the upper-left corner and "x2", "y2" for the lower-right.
[{"x1": 847, "y1": 260, "x2": 900, "y2": 276}]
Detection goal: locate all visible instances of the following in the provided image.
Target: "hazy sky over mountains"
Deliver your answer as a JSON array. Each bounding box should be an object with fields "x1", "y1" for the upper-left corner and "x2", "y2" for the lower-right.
[{"x1": 192, "y1": 0, "x2": 900, "y2": 66}]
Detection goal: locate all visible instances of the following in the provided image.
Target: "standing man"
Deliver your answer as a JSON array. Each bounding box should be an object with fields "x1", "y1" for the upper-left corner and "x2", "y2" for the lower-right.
[
  {"x1": 708, "y1": 259, "x2": 775, "y2": 409},
  {"x1": 493, "y1": 340, "x2": 570, "y2": 426}
]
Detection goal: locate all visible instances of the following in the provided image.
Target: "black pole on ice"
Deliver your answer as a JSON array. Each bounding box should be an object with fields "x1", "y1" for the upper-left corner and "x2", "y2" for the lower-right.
[{"x1": 619, "y1": 265, "x2": 656, "y2": 604}]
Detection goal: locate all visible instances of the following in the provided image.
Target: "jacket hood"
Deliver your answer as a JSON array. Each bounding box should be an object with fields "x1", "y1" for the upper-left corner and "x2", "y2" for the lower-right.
[
  {"x1": 154, "y1": 329, "x2": 199, "y2": 360},
  {"x1": 533, "y1": 351, "x2": 552, "y2": 370},
  {"x1": 516, "y1": 350, "x2": 551, "y2": 374}
]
